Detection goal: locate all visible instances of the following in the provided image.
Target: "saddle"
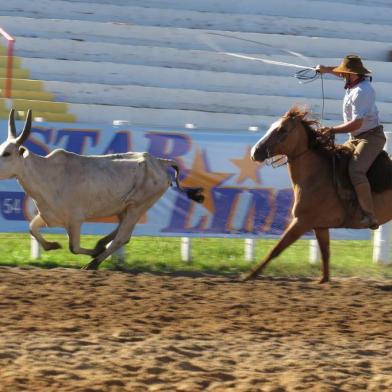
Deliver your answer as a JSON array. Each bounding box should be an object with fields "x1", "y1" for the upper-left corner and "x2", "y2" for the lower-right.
[{"x1": 333, "y1": 148, "x2": 392, "y2": 202}]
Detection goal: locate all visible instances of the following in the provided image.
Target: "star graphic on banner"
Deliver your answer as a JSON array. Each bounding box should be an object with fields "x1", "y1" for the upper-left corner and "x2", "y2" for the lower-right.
[
  {"x1": 180, "y1": 149, "x2": 233, "y2": 214},
  {"x1": 231, "y1": 146, "x2": 262, "y2": 185}
]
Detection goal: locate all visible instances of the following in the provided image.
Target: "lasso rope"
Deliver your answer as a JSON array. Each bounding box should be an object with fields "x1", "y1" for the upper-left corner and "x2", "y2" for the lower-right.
[
  {"x1": 294, "y1": 69, "x2": 325, "y2": 122},
  {"x1": 199, "y1": 32, "x2": 326, "y2": 123},
  {"x1": 221, "y1": 52, "x2": 313, "y2": 69}
]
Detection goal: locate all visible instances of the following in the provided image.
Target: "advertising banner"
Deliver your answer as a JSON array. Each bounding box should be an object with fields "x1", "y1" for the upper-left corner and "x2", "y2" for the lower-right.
[{"x1": 0, "y1": 120, "x2": 369, "y2": 239}]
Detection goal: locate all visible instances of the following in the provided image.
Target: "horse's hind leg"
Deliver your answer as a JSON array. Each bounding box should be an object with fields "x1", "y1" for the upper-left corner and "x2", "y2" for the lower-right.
[
  {"x1": 242, "y1": 218, "x2": 307, "y2": 281},
  {"x1": 314, "y1": 228, "x2": 330, "y2": 284}
]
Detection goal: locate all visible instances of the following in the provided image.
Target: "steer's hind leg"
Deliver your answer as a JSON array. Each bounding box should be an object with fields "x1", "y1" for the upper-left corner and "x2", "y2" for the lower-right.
[
  {"x1": 92, "y1": 227, "x2": 120, "y2": 257},
  {"x1": 83, "y1": 190, "x2": 167, "y2": 271},
  {"x1": 83, "y1": 222, "x2": 136, "y2": 270},
  {"x1": 29, "y1": 214, "x2": 62, "y2": 251},
  {"x1": 83, "y1": 205, "x2": 147, "y2": 270}
]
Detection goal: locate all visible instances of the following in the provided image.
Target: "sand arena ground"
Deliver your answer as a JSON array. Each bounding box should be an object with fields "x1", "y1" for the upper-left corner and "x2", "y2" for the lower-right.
[{"x1": 0, "y1": 266, "x2": 391, "y2": 391}]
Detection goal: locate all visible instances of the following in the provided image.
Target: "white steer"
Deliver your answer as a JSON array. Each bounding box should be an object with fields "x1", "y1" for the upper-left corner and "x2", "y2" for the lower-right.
[{"x1": 0, "y1": 109, "x2": 204, "y2": 270}]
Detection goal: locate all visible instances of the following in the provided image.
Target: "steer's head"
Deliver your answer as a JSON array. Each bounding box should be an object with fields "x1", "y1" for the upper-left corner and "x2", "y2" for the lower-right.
[{"x1": 0, "y1": 109, "x2": 32, "y2": 179}]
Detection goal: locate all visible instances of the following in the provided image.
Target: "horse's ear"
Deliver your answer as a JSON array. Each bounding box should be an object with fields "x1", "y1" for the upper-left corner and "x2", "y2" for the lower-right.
[
  {"x1": 295, "y1": 115, "x2": 304, "y2": 123},
  {"x1": 286, "y1": 114, "x2": 301, "y2": 125}
]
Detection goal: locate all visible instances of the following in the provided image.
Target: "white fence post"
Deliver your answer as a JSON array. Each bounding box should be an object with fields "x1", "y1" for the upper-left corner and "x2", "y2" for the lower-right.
[
  {"x1": 373, "y1": 225, "x2": 391, "y2": 264},
  {"x1": 31, "y1": 237, "x2": 41, "y2": 259},
  {"x1": 244, "y1": 238, "x2": 255, "y2": 262},
  {"x1": 309, "y1": 238, "x2": 321, "y2": 264},
  {"x1": 181, "y1": 237, "x2": 192, "y2": 262},
  {"x1": 373, "y1": 131, "x2": 392, "y2": 264}
]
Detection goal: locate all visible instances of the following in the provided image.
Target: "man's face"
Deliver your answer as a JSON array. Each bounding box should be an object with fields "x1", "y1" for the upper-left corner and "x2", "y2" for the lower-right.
[
  {"x1": 339, "y1": 72, "x2": 349, "y2": 80},
  {"x1": 340, "y1": 73, "x2": 357, "y2": 83}
]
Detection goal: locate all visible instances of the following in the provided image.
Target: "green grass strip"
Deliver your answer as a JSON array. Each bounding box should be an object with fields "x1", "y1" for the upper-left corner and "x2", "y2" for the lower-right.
[{"x1": 0, "y1": 234, "x2": 391, "y2": 279}]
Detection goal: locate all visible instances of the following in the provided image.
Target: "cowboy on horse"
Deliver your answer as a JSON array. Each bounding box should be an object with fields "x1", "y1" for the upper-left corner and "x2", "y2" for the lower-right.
[{"x1": 316, "y1": 54, "x2": 386, "y2": 230}]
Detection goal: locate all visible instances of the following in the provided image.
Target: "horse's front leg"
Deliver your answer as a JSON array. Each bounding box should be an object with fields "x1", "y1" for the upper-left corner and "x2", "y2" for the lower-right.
[
  {"x1": 241, "y1": 218, "x2": 308, "y2": 281},
  {"x1": 314, "y1": 228, "x2": 330, "y2": 284}
]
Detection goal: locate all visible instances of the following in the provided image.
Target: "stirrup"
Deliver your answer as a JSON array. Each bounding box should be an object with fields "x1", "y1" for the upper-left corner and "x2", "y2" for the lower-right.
[{"x1": 360, "y1": 213, "x2": 379, "y2": 230}]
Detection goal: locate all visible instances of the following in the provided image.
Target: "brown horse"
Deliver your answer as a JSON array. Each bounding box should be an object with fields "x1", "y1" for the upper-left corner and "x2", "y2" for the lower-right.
[{"x1": 243, "y1": 106, "x2": 392, "y2": 283}]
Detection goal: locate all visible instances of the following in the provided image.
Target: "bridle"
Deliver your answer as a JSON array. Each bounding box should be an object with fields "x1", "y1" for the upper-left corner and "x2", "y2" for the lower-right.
[
  {"x1": 264, "y1": 119, "x2": 310, "y2": 168},
  {"x1": 287, "y1": 147, "x2": 310, "y2": 163}
]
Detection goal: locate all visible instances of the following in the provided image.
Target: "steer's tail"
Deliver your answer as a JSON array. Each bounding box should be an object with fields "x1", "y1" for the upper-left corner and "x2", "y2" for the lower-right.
[{"x1": 162, "y1": 159, "x2": 204, "y2": 203}]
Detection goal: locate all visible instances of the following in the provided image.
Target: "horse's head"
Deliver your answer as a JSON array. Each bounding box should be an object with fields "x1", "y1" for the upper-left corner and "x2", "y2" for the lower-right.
[{"x1": 251, "y1": 107, "x2": 314, "y2": 163}]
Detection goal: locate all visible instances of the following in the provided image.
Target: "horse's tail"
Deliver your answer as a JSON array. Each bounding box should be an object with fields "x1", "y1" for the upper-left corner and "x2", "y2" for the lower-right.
[{"x1": 161, "y1": 159, "x2": 204, "y2": 203}]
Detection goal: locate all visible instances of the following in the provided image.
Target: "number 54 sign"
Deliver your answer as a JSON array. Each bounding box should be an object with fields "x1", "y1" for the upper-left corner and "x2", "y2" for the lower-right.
[{"x1": 0, "y1": 192, "x2": 28, "y2": 221}]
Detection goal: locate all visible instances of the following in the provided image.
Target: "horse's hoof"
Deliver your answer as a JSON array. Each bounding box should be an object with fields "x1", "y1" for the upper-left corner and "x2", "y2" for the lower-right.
[
  {"x1": 318, "y1": 278, "x2": 330, "y2": 284},
  {"x1": 240, "y1": 270, "x2": 257, "y2": 282}
]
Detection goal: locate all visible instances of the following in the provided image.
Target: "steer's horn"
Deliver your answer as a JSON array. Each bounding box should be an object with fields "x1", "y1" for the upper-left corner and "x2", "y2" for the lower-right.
[
  {"x1": 8, "y1": 109, "x2": 16, "y2": 140},
  {"x1": 15, "y1": 109, "x2": 32, "y2": 146}
]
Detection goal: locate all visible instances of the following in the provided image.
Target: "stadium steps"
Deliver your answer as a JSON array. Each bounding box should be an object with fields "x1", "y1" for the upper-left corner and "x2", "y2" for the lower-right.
[
  {"x1": 1, "y1": 0, "x2": 391, "y2": 129},
  {"x1": 2, "y1": 32, "x2": 390, "y2": 126},
  {"x1": 2, "y1": 87, "x2": 54, "y2": 101},
  {"x1": 0, "y1": 77, "x2": 47, "y2": 91},
  {"x1": 0, "y1": 107, "x2": 76, "y2": 123},
  {"x1": 1, "y1": 12, "x2": 392, "y2": 44},
  {"x1": 8, "y1": 59, "x2": 392, "y2": 104},
  {"x1": 0, "y1": 98, "x2": 72, "y2": 113},
  {"x1": 14, "y1": 54, "x2": 392, "y2": 88},
  {"x1": 11, "y1": 79, "x2": 392, "y2": 123},
  {"x1": 6, "y1": 36, "x2": 392, "y2": 85},
  {"x1": 0, "y1": 68, "x2": 30, "y2": 79},
  {"x1": 2, "y1": 0, "x2": 392, "y2": 26},
  {"x1": 0, "y1": 42, "x2": 75, "y2": 122},
  {"x1": 6, "y1": 26, "x2": 392, "y2": 63},
  {"x1": 66, "y1": 103, "x2": 307, "y2": 131},
  {"x1": 0, "y1": 56, "x2": 29, "y2": 79}
]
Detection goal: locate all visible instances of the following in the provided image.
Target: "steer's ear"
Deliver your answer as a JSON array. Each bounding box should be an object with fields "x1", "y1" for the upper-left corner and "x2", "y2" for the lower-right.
[
  {"x1": 8, "y1": 109, "x2": 16, "y2": 140},
  {"x1": 15, "y1": 109, "x2": 32, "y2": 146},
  {"x1": 18, "y1": 146, "x2": 27, "y2": 157}
]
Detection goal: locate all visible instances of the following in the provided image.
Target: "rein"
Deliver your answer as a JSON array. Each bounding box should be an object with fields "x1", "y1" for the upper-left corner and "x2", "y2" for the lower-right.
[
  {"x1": 267, "y1": 147, "x2": 310, "y2": 168},
  {"x1": 288, "y1": 148, "x2": 310, "y2": 163}
]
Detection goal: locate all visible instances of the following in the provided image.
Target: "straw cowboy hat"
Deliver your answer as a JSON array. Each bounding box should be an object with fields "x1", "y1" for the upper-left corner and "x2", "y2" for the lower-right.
[{"x1": 333, "y1": 54, "x2": 371, "y2": 75}]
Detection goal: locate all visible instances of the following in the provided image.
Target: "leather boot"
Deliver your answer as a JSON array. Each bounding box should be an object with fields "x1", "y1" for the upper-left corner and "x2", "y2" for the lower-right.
[{"x1": 354, "y1": 183, "x2": 379, "y2": 230}]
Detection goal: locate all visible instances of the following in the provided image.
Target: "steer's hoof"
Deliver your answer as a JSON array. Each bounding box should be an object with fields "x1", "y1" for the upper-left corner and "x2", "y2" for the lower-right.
[
  {"x1": 82, "y1": 260, "x2": 99, "y2": 270},
  {"x1": 45, "y1": 242, "x2": 62, "y2": 251},
  {"x1": 91, "y1": 247, "x2": 105, "y2": 258}
]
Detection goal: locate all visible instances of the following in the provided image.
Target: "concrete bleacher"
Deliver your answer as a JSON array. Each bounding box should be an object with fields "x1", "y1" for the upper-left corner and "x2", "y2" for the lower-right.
[{"x1": 0, "y1": 0, "x2": 392, "y2": 131}]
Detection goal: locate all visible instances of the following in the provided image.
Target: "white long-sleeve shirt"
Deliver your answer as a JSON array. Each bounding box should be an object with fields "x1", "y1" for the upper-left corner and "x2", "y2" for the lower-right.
[{"x1": 343, "y1": 80, "x2": 380, "y2": 137}]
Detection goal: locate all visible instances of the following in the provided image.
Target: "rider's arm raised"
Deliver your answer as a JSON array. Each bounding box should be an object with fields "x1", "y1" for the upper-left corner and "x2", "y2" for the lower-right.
[{"x1": 315, "y1": 65, "x2": 341, "y2": 77}]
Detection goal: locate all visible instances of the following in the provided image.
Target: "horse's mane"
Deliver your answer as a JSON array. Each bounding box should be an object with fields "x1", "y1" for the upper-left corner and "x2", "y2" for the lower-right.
[{"x1": 284, "y1": 106, "x2": 350, "y2": 157}]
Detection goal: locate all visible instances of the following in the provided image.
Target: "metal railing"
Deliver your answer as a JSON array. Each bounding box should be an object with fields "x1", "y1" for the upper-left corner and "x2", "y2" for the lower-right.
[{"x1": 0, "y1": 27, "x2": 15, "y2": 99}]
